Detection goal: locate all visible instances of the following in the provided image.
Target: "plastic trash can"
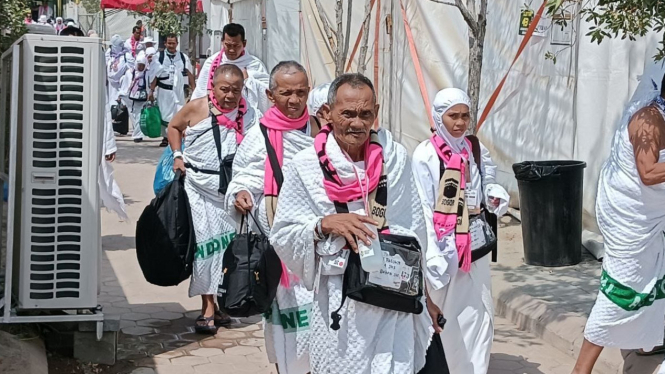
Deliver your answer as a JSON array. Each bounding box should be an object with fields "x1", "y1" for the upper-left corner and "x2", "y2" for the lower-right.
[{"x1": 512, "y1": 161, "x2": 586, "y2": 267}]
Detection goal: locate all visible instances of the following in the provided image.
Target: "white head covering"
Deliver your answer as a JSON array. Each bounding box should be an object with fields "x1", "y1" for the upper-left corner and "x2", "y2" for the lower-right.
[
  {"x1": 145, "y1": 47, "x2": 157, "y2": 56},
  {"x1": 431, "y1": 88, "x2": 472, "y2": 154},
  {"x1": 38, "y1": 15, "x2": 48, "y2": 23},
  {"x1": 56, "y1": 17, "x2": 63, "y2": 23},
  {"x1": 110, "y1": 34, "x2": 125, "y2": 56},
  {"x1": 307, "y1": 83, "x2": 331, "y2": 116},
  {"x1": 141, "y1": 36, "x2": 155, "y2": 45},
  {"x1": 67, "y1": 21, "x2": 76, "y2": 27},
  {"x1": 135, "y1": 52, "x2": 148, "y2": 72}
]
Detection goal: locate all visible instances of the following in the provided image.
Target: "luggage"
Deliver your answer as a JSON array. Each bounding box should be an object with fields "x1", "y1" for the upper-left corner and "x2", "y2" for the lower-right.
[
  {"x1": 111, "y1": 103, "x2": 129, "y2": 135},
  {"x1": 140, "y1": 104, "x2": 163, "y2": 138},
  {"x1": 136, "y1": 171, "x2": 196, "y2": 286},
  {"x1": 217, "y1": 213, "x2": 283, "y2": 317}
]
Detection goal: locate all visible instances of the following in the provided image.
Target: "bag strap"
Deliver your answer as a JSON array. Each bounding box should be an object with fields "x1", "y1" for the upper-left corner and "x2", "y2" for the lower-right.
[
  {"x1": 210, "y1": 115, "x2": 224, "y2": 194},
  {"x1": 330, "y1": 200, "x2": 351, "y2": 331},
  {"x1": 437, "y1": 135, "x2": 482, "y2": 180},
  {"x1": 259, "y1": 123, "x2": 284, "y2": 191},
  {"x1": 158, "y1": 51, "x2": 165, "y2": 65}
]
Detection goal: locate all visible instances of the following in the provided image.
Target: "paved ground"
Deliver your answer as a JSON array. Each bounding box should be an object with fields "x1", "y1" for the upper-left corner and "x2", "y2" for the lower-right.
[{"x1": 86, "y1": 138, "x2": 658, "y2": 374}]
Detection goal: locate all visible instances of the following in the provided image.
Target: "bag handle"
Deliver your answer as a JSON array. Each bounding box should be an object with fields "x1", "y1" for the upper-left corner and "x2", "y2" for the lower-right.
[{"x1": 245, "y1": 210, "x2": 266, "y2": 237}]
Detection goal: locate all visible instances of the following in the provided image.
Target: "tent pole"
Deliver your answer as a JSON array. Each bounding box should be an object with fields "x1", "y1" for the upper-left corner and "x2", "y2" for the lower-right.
[{"x1": 102, "y1": 9, "x2": 106, "y2": 41}]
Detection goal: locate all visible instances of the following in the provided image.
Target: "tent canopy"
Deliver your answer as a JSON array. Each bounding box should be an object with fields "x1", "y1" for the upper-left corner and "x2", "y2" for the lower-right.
[{"x1": 100, "y1": 0, "x2": 203, "y2": 12}]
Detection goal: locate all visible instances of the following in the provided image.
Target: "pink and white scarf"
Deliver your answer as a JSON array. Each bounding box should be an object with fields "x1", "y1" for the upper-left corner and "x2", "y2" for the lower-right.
[
  {"x1": 431, "y1": 134, "x2": 472, "y2": 272},
  {"x1": 208, "y1": 91, "x2": 247, "y2": 144}
]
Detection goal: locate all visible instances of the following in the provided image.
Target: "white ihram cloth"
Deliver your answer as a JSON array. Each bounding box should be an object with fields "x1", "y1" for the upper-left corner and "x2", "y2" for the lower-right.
[
  {"x1": 269, "y1": 129, "x2": 433, "y2": 374},
  {"x1": 99, "y1": 100, "x2": 128, "y2": 221},
  {"x1": 412, "y1": 138, "x2": 508, "y2": 374},
  {"x1": 585, "y1": 73, "x2": 665, "y2": 349},
  {"x1": 156, "y1": 51, "x2": 192, "y2": 126},
  {"x1": 119, "y1": 55, "x2": 150, "y2": 140},
  {"x1": 185, "y1": 105, "x2": 258, "y2": 297},
  {"x1": 192, "y1": 51, "x2": 270, "y2": 113},
  {"x1": 225, "y1": 122, "x2": 314, "y2": 374}
]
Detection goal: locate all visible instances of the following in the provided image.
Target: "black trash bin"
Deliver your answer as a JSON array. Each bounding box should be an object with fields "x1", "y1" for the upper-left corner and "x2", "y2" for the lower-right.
[{"x1": 512, "y1": 161, "x2": 586, "y2": 267}]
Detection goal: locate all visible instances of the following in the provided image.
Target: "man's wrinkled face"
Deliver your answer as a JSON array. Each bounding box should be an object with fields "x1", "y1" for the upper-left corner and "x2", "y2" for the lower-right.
[
  {"x1": 324, "y1": 83, "x2": 378, "y2": 150},
  {"x1": 213, "y1": 71, "x2": 244, "y2": 111},
  {"x1": 165, "y1": 37, "x2": 178, "y2": 53},
  {"x1": 266, "y1": 70, "x2": 310, "y2": 119},
  {"x1": 223, "y1": 34, "x2": 246, "y2": 60}
]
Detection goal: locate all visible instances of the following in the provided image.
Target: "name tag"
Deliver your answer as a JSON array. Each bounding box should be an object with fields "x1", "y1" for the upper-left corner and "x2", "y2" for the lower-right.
[
  {"x1": 466, "y1": 190, "x2": 478, "y2": 208},
  {"x1": 328, "y1": 250, "x2": 350, "y2": 269},
  {"x1": 470, "y1": 218, "x2": 487, "y2": 251}
]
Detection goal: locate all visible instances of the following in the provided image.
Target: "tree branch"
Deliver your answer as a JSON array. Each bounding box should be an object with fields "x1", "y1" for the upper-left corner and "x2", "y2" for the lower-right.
[
  {"x1": 335, "y1": 0, "x2": 345, "y2": 76},
  {"x1": 342, "y1": 0, "x2": 353, "y2": 73},
  {"x1": 430, "y1": 0, "x2": 478, "y2": 36},
  {"x1": 358, "y1": 0, "x2": 372, "y2": 74},
  {"x1": 314, "y1": 0, "x2": 337, "y2": 52}
]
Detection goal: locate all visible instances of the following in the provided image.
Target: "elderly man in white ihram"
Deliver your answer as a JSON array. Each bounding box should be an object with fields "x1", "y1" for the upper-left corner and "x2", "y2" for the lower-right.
[
  {"x1": 269, "y1": 73, "x2": 441, "y2": 374},
  {"x1": 192, "y1": 23, "x2": 270, "y2": 113}
]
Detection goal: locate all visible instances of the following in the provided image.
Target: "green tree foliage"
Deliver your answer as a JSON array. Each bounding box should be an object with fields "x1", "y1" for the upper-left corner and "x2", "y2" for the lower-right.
[
  {"x1": 136, "y1": 0, "x2": 207, "y2": 37},
  {"x1": 1, "y1": 0, "x2": 29, "y2": 52},
  {"x1": 81, "y1": 0, "x2": 101, "y2": 14},
  {"x1": 550, "y1": 0, "x2": 665, "y2": 60}
]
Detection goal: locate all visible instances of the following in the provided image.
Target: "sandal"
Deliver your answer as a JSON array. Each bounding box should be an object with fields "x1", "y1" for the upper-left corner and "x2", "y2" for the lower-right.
[
  {"x1": 214, "y1": 309, "x2": 232, "y2": 327},
  {"x1": 194, "y1": 315, "x2": 218, "y2": 335},
  {"x1": 637, "y1": 344, "x2": 665, "y2": 356},
  {"x1": 159, "y1": 137, "x2": 168, "y2": 147}
]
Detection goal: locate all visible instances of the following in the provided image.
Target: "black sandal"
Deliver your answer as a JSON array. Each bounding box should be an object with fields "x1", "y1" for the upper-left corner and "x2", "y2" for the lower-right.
[
  {"x1": 214, "y1": 309, "x2": 232, "y2": 327},
  {"x1": 194, "y1": 315, "x2": 218, "y2": 334},
  {"x1": 159, "y1": 137, "x2": 168, "y2": 147}
]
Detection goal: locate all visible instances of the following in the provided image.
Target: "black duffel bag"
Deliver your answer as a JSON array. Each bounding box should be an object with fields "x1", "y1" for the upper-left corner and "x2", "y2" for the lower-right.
[
  {"x1": 135, "y1": 171, "x2": 196, "y2": 286},
  {"x1": 217, "y1": 213, "x2": 282, "y2": 317},
  {"x1": 330, "y1": 233, "x2": 424, "y2": 331}
]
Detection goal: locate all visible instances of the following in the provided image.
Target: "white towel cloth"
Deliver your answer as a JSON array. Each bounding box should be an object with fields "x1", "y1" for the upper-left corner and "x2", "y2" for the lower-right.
[
  {"x1": 225, "y1": 122, "x2": 314, "y2": 374},
  {"x1": 269, "y1": 128, "x2": 433, "y2": 374},
  {"x1": 586, "y1": 100, "x2": 665, "y2": 349},
  {"x1": 185, "y1": 107, "x2": 258, "y2": 297}
]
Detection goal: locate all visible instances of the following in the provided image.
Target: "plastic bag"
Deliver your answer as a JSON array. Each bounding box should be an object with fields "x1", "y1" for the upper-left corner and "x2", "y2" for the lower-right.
[
  {"x1": 153, "y1": 141, "x2": 185, "y2": 195},
  {"x1": 140, "y1": 104, "x2": 163, "y2": 138}
]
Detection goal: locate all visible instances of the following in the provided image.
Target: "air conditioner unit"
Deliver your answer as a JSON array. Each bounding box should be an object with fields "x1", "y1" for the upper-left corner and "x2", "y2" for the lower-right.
[{"x1": 6, "y1": 34, "x2": 105, "y2": 310}]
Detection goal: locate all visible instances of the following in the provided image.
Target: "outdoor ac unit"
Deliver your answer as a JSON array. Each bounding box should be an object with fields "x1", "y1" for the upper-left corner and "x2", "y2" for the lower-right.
[{"x1": 8, "y1": 34, "x2": 105, "y2": 310}]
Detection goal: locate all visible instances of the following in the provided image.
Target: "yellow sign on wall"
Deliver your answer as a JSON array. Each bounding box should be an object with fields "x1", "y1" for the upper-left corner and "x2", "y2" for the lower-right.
[{"x1": 519, "y1": 9, "x2": 534, "y2": 36}]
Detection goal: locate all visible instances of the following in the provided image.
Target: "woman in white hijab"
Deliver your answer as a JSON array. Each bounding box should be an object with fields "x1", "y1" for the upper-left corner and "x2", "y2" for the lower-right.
[
  {"x1": 307, "y1": 82, "x2": 331, "y2": 129},
  {"x1": 119, "y1": 52, "x2": 151, "y2": 142},
  {"x1": 412, "y1": 88, "x2": 510, "y2": 374},
  {"x1": 55, "y1": 17, "x2": 65, "y2": 33}
]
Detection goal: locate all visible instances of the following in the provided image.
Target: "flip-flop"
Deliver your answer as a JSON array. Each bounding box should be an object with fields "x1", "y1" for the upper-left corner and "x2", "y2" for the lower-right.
[
  {"x1": 214, "y1": 310, "x2": 232, "y2": 327},
  {"x1": 194, "y1": 315, "x2": 218, "y2": 335},
  {"x1": 637, "y1": 344, "x2": 665, "y2": 356}
]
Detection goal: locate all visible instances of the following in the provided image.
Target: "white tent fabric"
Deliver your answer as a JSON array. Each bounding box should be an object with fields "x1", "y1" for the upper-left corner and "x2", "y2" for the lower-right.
[{"x1": 298, "y1": 0, "x2": 662, "y2": 242}]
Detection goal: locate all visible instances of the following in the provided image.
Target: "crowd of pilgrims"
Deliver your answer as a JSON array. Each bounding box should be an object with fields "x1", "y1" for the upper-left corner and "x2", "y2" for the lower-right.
[{"x1": 105, "y1": 22, "x2": 513, "y2": 374}]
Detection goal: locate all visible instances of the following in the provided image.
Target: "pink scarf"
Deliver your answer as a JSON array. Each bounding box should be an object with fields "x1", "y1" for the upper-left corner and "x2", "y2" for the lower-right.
[
  {"x1": 262, "y1": 106, "x2": 309, "y2": 287},
  {"x1": 208, "y1": 91, "x2": 247, "y2": 144},
  {"x1": 431, "y1": 134, "x2": 472, "y2": 272},
  {"x1": 130, "y1": 38, "x2": 139, "y2": 57},
  {"x1": 314, "y1": 125, "x2": 384, "y2": 203}
]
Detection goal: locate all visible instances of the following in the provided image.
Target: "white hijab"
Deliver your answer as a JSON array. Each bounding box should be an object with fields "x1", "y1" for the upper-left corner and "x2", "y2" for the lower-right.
[
  {"x1": 307, "y1": 83, "x2": 331, "y2": 116},
  {"x1": 134, "y1": 52, "x2": 148, "y2": 76},
  {"x1": 110, "y1": 34, "x2": 126, "y2": 57},
  {"x1": 431, "y1": 87, "x2": 472, "y2": 154}
]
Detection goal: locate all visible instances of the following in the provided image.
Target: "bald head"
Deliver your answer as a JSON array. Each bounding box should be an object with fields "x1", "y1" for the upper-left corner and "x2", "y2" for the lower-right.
[{"x1": 213, "y1": 64, "x2": 244, "y2": 85}]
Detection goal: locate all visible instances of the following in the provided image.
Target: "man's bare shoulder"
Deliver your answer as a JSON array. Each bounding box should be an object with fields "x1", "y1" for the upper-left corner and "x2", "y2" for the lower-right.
[{"x1": 629, "y1": 105, "x2": 665, "y2": 135}]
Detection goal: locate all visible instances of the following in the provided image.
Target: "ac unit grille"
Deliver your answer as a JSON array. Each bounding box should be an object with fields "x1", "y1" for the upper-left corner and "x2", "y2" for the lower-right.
[{"x1": 28, "y1": 45, "x2": 86, "y2": 302}]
